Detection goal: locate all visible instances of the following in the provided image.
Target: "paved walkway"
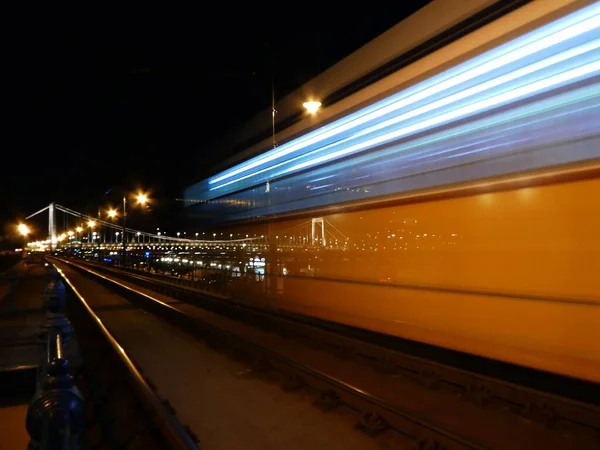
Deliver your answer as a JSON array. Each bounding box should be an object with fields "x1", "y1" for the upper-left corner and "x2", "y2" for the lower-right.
[
  {"x1": 0, "y1": 263, "x2": 48, "y2": 362},
  {"x1": 0, "y1": 260, "x2": 22, "y2": 308},
  {"x1": 0, "y1": 262, "x2": 50, "y2": 450}
]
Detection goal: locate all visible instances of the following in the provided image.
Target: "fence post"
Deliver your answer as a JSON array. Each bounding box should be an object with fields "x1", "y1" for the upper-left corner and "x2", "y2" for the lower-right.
[
  {"x1": 40, "y1": 268, "x2": 72, "y2": 342},
  {"x1": 27, "y1": 269, "x2": 84, "y2": 450}
]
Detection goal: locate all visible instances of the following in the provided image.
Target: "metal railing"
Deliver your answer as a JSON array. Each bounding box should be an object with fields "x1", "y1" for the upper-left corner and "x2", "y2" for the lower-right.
[
  {"x1": 59, "y1": 269, "x2": 200, "y2": 450},
  {"x1": 26, "y1": 269, "x2": 84, "y2": 450},
  {"x1": 25, "y1": 264, "x2": 199, "y2": 450}
]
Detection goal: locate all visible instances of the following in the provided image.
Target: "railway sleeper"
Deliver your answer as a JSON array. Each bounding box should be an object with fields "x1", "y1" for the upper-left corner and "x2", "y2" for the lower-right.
[{"x1": 357, "y1": 411, "x2": 388, "y2": 436}]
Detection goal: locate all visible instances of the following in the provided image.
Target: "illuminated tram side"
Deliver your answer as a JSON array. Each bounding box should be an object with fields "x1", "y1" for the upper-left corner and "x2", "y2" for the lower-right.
[{"x1": 184, "y1": 1, "x2": 600, "y2": 383}]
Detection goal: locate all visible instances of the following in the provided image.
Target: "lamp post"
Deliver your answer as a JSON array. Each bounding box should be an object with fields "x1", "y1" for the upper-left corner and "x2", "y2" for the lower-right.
[
  {"x1": 272, "y1": 77, "x2": 277, "y2": 149},
  {"x1": 87, "y1": 220, "x2": 96, "y2": 246},
  {"x1": 121, "y1": 192, "x2": 148, "y2": 266},
  {"x1": 75, "y1": 226, "x2": 83, "y2": 246},
  {"x1": 107, "y1": 209, "x2": 117, "y2": 245},
  {"x1": 18, "y1": 224, "x2": 30, "y2": 254},
  {"x1": 122, "y1": 195, "x2": 126, "y2": 263}
]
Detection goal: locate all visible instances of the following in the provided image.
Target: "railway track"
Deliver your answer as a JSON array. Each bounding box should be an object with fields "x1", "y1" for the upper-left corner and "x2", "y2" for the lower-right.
[{"x1": 51, "y1": 256, "x2": 600, "y2": 450}]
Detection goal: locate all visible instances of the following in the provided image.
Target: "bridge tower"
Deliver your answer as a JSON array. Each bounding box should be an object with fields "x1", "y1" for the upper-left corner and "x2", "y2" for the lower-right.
[
  {"x1": 311, "y1": 217, "x2": 326, "y2": 247},
  {"x1": 49, "y1": 202, "x2": 57, "y2": 251}
]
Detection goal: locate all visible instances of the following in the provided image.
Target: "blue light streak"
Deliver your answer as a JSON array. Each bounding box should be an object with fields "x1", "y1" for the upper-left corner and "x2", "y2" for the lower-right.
[
  {"x1": 205, "y1": 1, "x2": 600, "y2": 194},
  {"x1": 183, "y1": 1, "x2": 600, "y2": 222}
]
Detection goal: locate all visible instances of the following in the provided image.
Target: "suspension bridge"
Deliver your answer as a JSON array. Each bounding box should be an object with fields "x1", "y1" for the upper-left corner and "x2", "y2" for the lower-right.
[{"x1": 22, "y1": 202, "x2": 350, "y2": 253}]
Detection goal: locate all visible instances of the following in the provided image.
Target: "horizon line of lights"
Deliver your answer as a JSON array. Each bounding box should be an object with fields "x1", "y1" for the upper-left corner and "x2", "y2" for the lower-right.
[{"x1": 198, "y1": 1, "x2": 600, "y2": 199}]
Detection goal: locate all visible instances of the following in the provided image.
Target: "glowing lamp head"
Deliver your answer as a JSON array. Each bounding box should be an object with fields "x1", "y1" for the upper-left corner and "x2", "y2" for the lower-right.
[
  {"x1": 76, "y1": 227, "x2": 83, "y2": 233},
  {"x1": 88, "y1": 220, "x2": 96, "y2": 228},
  {"x1": 107, "y1": 209, "x2": 117, "y2": 218},
  {"x1": 17, "y1": 223, "x2": 30, "y2": 236},
  {"x1": 303, "y1": 100, "x2": 322, "y2": 114},
  {"x1": 136, "y1": 193, "x2": 148, "y2": 205}
]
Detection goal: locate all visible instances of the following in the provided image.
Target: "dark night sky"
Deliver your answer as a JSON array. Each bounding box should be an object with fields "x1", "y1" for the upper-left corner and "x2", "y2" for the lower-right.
[{"x1": 2, "y1": 2, "x2": 430, "y2": 235}]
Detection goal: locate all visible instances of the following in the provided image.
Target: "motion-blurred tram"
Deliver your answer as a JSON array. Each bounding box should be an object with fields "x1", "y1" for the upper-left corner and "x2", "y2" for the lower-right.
[{"x1": 184, "y1": 0, "x2": 600, "y2": 383}]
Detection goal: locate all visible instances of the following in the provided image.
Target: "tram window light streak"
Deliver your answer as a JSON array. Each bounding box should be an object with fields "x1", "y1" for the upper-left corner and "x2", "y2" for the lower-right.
[
  {"x1": 194, "y1": 79, "x2": 600, "y2": 222},
  {"x1": 284, "y1": 91, "x2": 599, "y2": 197},
  {"x1": 204, "y1": 2, "x2": 600, "y2": 193},
  {"x1": 308, "y1": 98, "x2": 598, "y2": 190},
  {"x1": 209, "y1": 54, "x2": 600, "y2": 193},
  {"x1": 316, "y1": 38, "x2": 600, "y2": 155},
  {"x1": 279, "y1": 60, "x2": 600, "y2": 175},
  {"x1": 209, "y1": 3, "x2": 600, "y2": 186}
]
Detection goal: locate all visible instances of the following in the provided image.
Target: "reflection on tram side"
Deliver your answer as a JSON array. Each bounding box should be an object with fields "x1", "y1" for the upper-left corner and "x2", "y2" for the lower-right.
[{"x1": 177, "y1": 1, "x2": 600, "y2": 382}]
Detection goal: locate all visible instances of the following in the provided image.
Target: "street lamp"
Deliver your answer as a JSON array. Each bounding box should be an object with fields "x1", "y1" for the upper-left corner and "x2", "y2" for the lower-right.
[
  {"x1": 18, "y1": 223, "x2": 30, "y2": 236},
  {"x1": 87, "y1": 220, "x2": 96, "y2": 246},
  {"x1": 303, "y1": 100, "x2": 321, "y2": 114},
  {"x1": 106, "y1": 210, "x2": 117, "y2": 245},
  {"x1": 121, "y1": 191, "x2": 149, "y2": 266},
  {"x1": 136, "y1": 193, "x2": 148, "y2": 205}
]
